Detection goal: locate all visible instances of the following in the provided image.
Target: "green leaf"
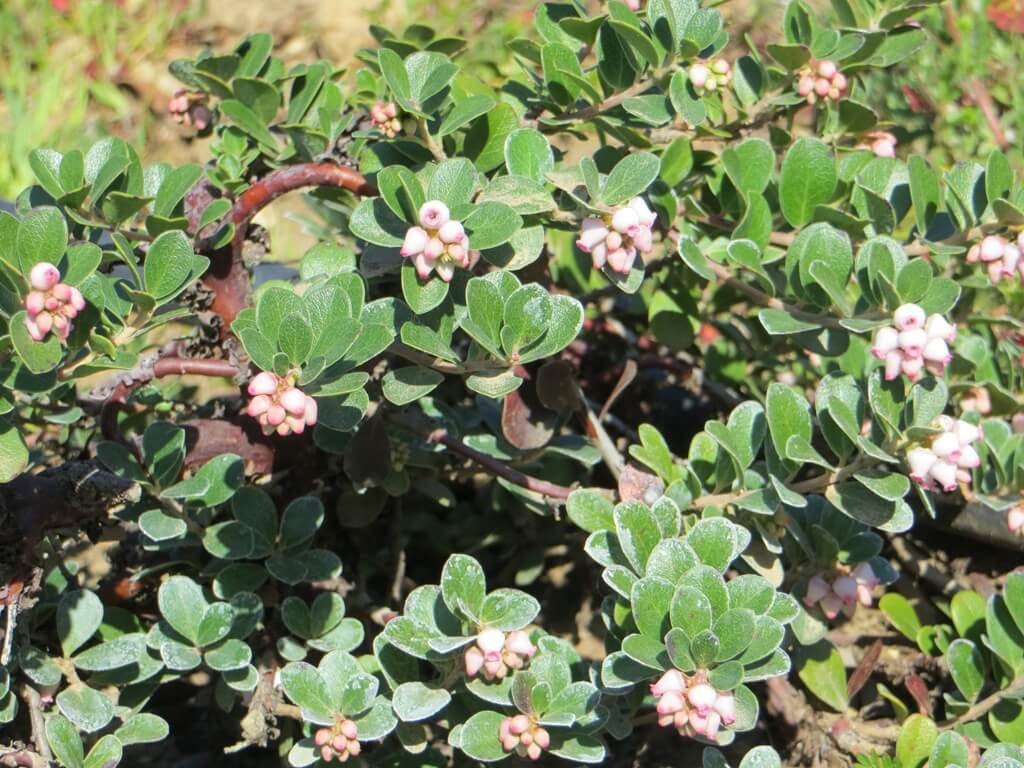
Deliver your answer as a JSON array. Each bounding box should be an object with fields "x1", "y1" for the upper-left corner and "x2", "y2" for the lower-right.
[
  {"x1": 400, "y1": 262, "x2": 450, "y2": 315},
  {"x1": 501, "y1": 284, "x2": 550, "y2": 354},
  {"x1": 929, "y1": 732, "x2": 970, "y2": 768},
  {"x1": 439, "y1": 94, "x2": 497, "y2": 136},
  {"x1": 219, "y1": 99, "x2": 279, "y2": 152},
  {"x1": 280, "y1": 662, "x2": 336, "y2": 725},
  {"x1": 144, "y1": 230, "x2": 197, "y2": 301},
  {"x1": 441, "y1": 554, "x2": 486, "y2": 621},
  {"x1": 11, "y1": 311, "x2": 64, "y2": 374},
  {"x1": 142, "y1": 422, "x2": 186, "y2": 488},
  {"x1": 154, "y1": 164, "x2": 203, "y2": 217},
  {"x1": 382, "y1": 364, "x2": 444, "y2": 406},
  {"x1": 779, "y1": 138, "x2": 836, "y2": 227},
  {"x1": 17, "y1": 206, "x2": 67, "y2": 273},
  {"x1": 464, "y1": 201, "x2": 522, "y2": 250},
  {"x1": 72, "y1": 633, "x2": 145, "y2": 671},
  {"x1": 895, "y1": 714, "x2": 938, "y2": 768},
  {"x1": 722, "y1": 139, "x2": 774, "y2": 196},
  {"x1": 46, "y1": 715, "x2": 85, "y2": 768},
  {"x1": 427, "y1": 158, "x2": 477, "y2": 208},
  {"x1": 158, "y1": 576, "x2": 207, "y2": 644},
  {"x1": 459, "y1": 711, "x2": 507, "y2": 762},
  {"x1": 392, "y1": 682, "x2": 451, "y2": 722},
  {"x1": 946, "y1": 639, "x2": 984, "y2": 702},
  {"x1": 84, "y1": 735, "x2": 122, "y2": 768},
  {"x1": 377, "y1": 165, "x2": 426, "y2": 222},
  {"x1": 878, "y1": 593, "x2": 921, "y2": 642},
  {"x1": 479, "y1": 589, "x2": 540, "y2": 631},
  {"x1": 57, "y1": 590, "x2": 104, "y2": 657},
  {"x1": 765, "y1": 384, "x2": 812, "y2": 473},
  {"x1": 160, "y1": 453, "x2": 244, "y2": 506},
  {"x1": 793, "y1": 639, "x2": 847, "y2": 712},
  {"x1": 0, "y1": 417, "x2": 29, "y2": 482},
  {"x1": 349, "y1": 197, "x2": 408, "y2": 248},
  {"x1": 114, "y1": 713, "x2": 170, "y2": 746},
  {"x1": 278, "y1": 312, "x2": 314, "y2": 365},
  {"x1": 600, "y1": 152, "x2": 660, "y2": 206},
  {"x1": 57, "y1": 685, "x2": 115, "y2": 733},
  {"x1": 505, "y1": 129, "x2": 554, "y2": 184},
  {"x1": 566, "y1": 489, "x2": 615, "y2": 533}
]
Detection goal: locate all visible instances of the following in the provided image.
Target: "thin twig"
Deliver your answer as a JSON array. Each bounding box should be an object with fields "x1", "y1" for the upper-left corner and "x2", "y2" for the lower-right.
[
  {"x1": 938, "y1": 676, "x2": 1024, "y2": 729},
  {"x1": 19, "y1": 686, "x2": 50, "y2": 762},
  {"x1": 385, "y1": 410, "x2": 575, "y2": 500}
]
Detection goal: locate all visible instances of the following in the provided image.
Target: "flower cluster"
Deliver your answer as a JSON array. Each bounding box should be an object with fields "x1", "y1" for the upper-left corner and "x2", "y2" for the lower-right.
[
  {"x1": 966, "y1": 234, "x2": 1024, "y2": 285},
  {"x1": 313, "y1": 719, "x2": 360, "y2": 763},
  {"x1": 24, "y1": 262, "x2": 86, "y2": 342},
  {"x1": 499, "y1": 715, "x2": 551, "y2": 761},
  {"x1": 802, "y1": 563, "x2": 880, "y2": 620},
  {"x1": 369, "y1": 101, "x2": 401, "y2": 138},
  {"x1": 463, "y1": 628, "x2": 536, "y2": 681},
  {"x1": 688, "y1": 59, "x2": 732, "y2": 95},
  {"x1": 245, "y1": 371, "x2": 318, "y2": 436},
  {"x1": 167, "y1": 90, "x2": 211, "y2": 132},
  {"x1": 797, "y1": 60, "x2": 848, "y2": 104},
  {"x1": 871, "y1": 303, "x2": 956, "y2": 381},
  {"x1": 907, "y1": 416, "x2": 981, "y2": 493},
  {"x1": 650, "y1": 669, "x2": 736, "y2": 741},
  {"x1": 576, "y1": 198, "x2": 656, "y2": 274},
  {"x1": 858, "y1": 130, "x2": 897, "y2": 158},
  {"x1": 400, "y1": 201, "x2": 478, "y2": 282}
]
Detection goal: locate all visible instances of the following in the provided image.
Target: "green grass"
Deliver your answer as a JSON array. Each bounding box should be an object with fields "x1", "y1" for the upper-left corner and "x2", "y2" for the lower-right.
[{"x1": 0, "y1": 0, "x2": 199, "y2": 198}]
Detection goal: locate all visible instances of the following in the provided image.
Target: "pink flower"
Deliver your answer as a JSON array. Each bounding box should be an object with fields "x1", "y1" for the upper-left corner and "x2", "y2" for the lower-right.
[
  {"x1": 244, "y1": 372, "x2": 317, "y2": 436},
  {"x1": 894, "y1": 303, "x2": 926, "y2": 330},
  {"x1": 797, "y1": 59, "x2": 846, "y2": 104},
  {"x1": 22, "y1": 263, "x2": 85, "y2": 343},
  {"x1": 314, "y1": 720, "x2": 360, "y2": 763},
  {"x1": 689, "y1": 63, "x2": 709, "y2": 89},
  {"x1": 499, "y1": 715, "x2": 550, "y2": 761},
  {"x1": 578, "y1": 198, "x2": 657, "y2": 274},
  {"x1": 872, "y1": 305, "x2": 957, "y2": 381},
  {"x1": 1009, "y1": 504, "x2": 1024, "y2": 534},
  {"x1": 418, "y1": 200, "x2": 450, "y2": 229},
  {"x1": 908, "y1": 417, "x2": 981, "y2": 493},
  {"x1": 30, "y1": 262, "x2": 60, "y2": 291}
]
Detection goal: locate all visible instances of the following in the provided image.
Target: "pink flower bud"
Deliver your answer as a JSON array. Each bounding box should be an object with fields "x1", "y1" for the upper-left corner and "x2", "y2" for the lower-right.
[
  {"x1": 266, "y1": 404, "x2": 287, "y2": 427},
  {"x1": 418, "y1": 200, "x2": 450, "y2": 229},
  {"x1": 347, "y1": 739, "x2": 361, "y2": 756},
  {"x1": 820, "y1": 594, "x2": 842, "y2": 620},
  {"x1": 713, "y1": 693, "x2": 736, "y2": 725},
  {"x1": 633, "y1": 226, "x2": 654, "y2": 253},
  {"x1": 590, "y1": 242, "x2": 608, "y2": 270},
  {"x1": 657, "y1": 690, "x2": 686, "y2": 715},
  {"x1": 967, "y1": 244, "x2": 980, "y2": 263},
  {"x1": 817, "y1": 60, "x2": 838, "y2": 79},
  {"x1": 30, "y1": 262, "x2": 60, "y2": 291},
  {"x1": 980, "y1": 236, "x2": 1006, "y2": 262},
  {"x1": 505, "y1": 630, "x2": 536, "y2": 657},
  {"x1": 465, "y1": 646, "x2": 484, "y2": 677},
  {"x1": 608, "y1": 246, "x2": 636, "y2": 274},
  {"x1": 605, "y1": 230, "x2": 623, "y2": 251},
  {"x1": 477, "y1": 628, "x2": 506, "y2": 656},
  {"x1": 871, "y1": 326, "x2": 899, "y2": 359},
  {"x1": 1009, "y1": 507, "x2": 1024, "y2": 533},
  {"x1": 304, "y1": 396, "x2": 318, "y2": 426},
  {"x1": 611, "y1": 207, "x2": 640, "y2": 235},
  {"x1": 712, "y1": 59, "x2": 730, "y2": 75},
  {"x1": 803, "y1": 575, "x2": 829, "y2": 606},
  {"x1": 924, "y1": 314, "x2": 956, "y2": 342},
  {"x1": 884, "y1": 350, "x2": 904, "y2": 381},
  {"x1": 534, "y1": 728, "x2": 550, "y2": 749},
  {"x1": 320, "y1": 745, "x2": 333, "y2": 762},
  {"x1": 424, "y1": 237, "x2": 445, "y2": 260},
  {"x1": 412, "y1": 252, "x2": 434, "y2": 280},
  {"x1": 401, "y1": 226, "x2": 430, "y2": 257},
  {"x1": 45, "y1": 296, "x2": 60, "y2": 311},
  {"x1": 894, "y1": 303, "x2": 926, "y2": 331},
  {"x1": 704, "y1": 710, "x2": 722, "y2": 739},
  {"x1": 651, "y1": 669, "x2": 686, "y2": 695},
  {"x1": 341, "y1": 720, "x2": 358, "y2": 740},
  {"x1": 798, "y1": 75, "x2": 815, "y2": 96},
  {"x1": 931, "y1": 431, "x2": 961, "y2": 460},
  {"x1": 853, "y1": 562, "x2": 878, "y2": 587},
  {"x1": 247, "y1": 394, "x2": 272, "y2": 417},
  {"x1": 332, "y1": 734, "x2": 348, "y2": 752},
  {"x1": 957, "y1": 445, "x2": 980, "y2": 469},
  {"x1": 314, "y1": 728, "x2": 331, "y2": 747},
  {"x1": 280, "y1": 387, "x2": 307, "y2": 417},
  {"x1": 832, "y1": 73, "x2": 848, "y2": 92},
  {"x1": 898, "y1": 328, "x2": 927, "y2": 358},
  {"x1": 526, "y1": 743, "x2": 542, "y2": 761},
  {"x1": 510, "y1": 715, "x2": 531, "y2": 736},
  {"x1": 923, "y1": 338, "x2": 952, "y2": 367},
  {"x1": 814, "y1": 78, "x2": 831, "y2": 97},
  {"x1": 689, "y1": 64, "x2": 710, "y2": 89},
  {"x1": 34, "y1": 312, "x2": 54, "y2": 336},
  {"x1": 629, "y1": 196, "x2": 657, "y2": 227},
  {"x1": 25, "y1": 291, "x2": 45, "y2": 316},
  {"x1": 832, "y1": 575, "x2": 858, "y2": 603},
  {"x1": 438, "y1": 219, "x2": 465, "y2": 244},
  {"x1": 577, "y1": 219, "x2": 609, "y2": 252},
  {"x1": 901, "y1": 356, "x2": 924, "y2": 381},
  {"x1": 930, "y1": 459, "x2": 958, "y2": 492},
  {"x1": 248, "y1": 371, "x2": 279, "y2": 396},
  {"x1": 687, "y1": 683, "x2": 717, "y2": 715},
  {"x1": 856, "y1": 583, "x2": 874, "y2": 607},
  {"x1": 907, "y1": 447, "x2": 937, "y2": 483}
]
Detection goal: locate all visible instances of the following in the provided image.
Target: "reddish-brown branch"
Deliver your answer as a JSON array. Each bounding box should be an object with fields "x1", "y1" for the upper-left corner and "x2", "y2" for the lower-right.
[
  {"x1": 151, "y1": 357, "x2": 241, "y2": 379},
  {"x1": 385, "y1": 410, "x2": 574, "y2": 500},
  {"x1": 196, "y1": 163, "x2": 376, "y2": 329}
]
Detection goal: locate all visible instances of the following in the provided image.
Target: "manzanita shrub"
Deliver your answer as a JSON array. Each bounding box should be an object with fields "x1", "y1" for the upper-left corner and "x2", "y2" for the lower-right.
[{"x1": 1, "y1": 0, "x2": 1024, "y2": 765}]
